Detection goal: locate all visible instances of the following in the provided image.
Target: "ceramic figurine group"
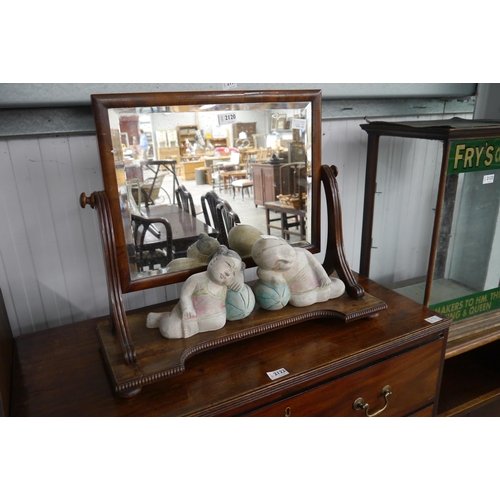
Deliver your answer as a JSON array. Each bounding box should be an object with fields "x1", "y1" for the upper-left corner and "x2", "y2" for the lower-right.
[{"x1": 147, "y1": 231, "x2": 345, "y2": 340}]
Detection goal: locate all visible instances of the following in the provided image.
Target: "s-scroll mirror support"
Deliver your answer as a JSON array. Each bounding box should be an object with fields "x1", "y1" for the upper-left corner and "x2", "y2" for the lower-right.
[
  {"x1": 80, "y1": 190, "x2": 137, "y2": 370},
  {"x1": 321, "y1": 165, "x2": 365, "y2": 300}
]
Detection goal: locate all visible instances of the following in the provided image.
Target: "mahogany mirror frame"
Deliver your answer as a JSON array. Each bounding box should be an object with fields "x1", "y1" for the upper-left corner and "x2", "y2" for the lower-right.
[{"x1": 91, "y1": 89, "x2": 322, "y2": 294}]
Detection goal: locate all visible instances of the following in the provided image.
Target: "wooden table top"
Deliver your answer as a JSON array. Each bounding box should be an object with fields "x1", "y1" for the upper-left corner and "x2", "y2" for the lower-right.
[
  {"x1": 10, "y1": 275, "x2": 450, "y2": 417},
  {"x1": 143, "y1": 204, "x2": 216, "y2": 244}
]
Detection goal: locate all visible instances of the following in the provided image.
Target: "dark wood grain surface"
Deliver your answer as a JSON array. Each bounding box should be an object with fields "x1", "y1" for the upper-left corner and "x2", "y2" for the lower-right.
[
  {"x1": 144, "y1": 204, "x2": 217, "y2": 244},
  {"x1": 0, "y1": 290, "x2": 14, "y2": 417},
  {"x1": 10, "y1": 276, "x2": 450, "y2": 417}
]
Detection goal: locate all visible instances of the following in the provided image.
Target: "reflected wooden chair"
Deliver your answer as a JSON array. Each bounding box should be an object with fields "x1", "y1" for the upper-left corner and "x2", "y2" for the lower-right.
[
  {"x1": 215, "y1": 200, "x2": 241, "y2": 247},
  {"x1": 211, "y1": 151, "x2": 241, "y2": 192},
  {"x1": 201, "y1": 190, "x2": 224, "y2": 230},
  {"x1": 175, "y1": 185, "x2": 197, "y2": 216},
  {"x1": 131, "y1": 213, "x2": 173, "y2": 271},
  {"x1": 230, "y1": 158, "x2": 253, "y2": 200},
  {"x1": 231, "y1": 178, "x2": 254, "y2": 200},
  {"x1": 265, "y1": 162, "x2": 307, "y2": 240}
]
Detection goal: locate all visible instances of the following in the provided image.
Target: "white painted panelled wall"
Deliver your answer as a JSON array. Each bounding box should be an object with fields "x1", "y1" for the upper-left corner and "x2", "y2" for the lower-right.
[{"x1": 0, "y1": 112, "x2": 471, "y2": 337}]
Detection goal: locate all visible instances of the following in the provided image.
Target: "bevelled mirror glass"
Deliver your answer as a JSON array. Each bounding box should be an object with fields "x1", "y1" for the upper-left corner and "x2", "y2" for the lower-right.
[{"x1": 92, "y1": 90, "x2": 322, "y2": 293}]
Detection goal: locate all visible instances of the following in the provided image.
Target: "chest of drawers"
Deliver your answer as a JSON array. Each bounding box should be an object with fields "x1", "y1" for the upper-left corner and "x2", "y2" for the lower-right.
[
  {"x1": 10, "y1": 276, "x2": 450, "y2": 417},
  {"x1": 245, "y1": 340, "x2": 441, "y2": 417}
]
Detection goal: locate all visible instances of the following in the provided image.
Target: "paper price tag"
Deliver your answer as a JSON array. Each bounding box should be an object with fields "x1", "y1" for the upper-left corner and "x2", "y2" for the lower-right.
[
  {"x1": 425, "y1": 315, "x2": 443, "y2": 324},
  {"x1": 218, "y1": 112, "x2": 237, "y2": 125},
  {"x1": 222, "y1": 83, "x2": 237, "y2": 90},
  {"x1": 267, "y1": 368, "x2": 289, "y2": 380},
  {"x1": 483, "y1": 174, "x2": 495, "y2": 184},
  {"x1": 292, "y1": 118, "x2": 307, "y2": 131}
]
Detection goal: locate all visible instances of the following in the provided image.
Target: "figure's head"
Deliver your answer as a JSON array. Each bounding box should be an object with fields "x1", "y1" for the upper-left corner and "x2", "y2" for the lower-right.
[
  {"x1": 252, "y1": 237, "x2": 296, "y2": 271},
  {"x1": 207, "y1": 246, "x2": 244, "y2": 286}
]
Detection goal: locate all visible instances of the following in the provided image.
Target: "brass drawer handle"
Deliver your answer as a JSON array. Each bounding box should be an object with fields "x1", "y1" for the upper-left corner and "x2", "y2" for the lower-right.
[{"x1": 353, "y1": 385, "x2": 392, "y2": 417}]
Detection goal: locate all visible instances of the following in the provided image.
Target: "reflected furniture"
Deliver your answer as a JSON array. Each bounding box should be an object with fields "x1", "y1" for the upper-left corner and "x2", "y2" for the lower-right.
[
  {"x1": 131, "y1": 214, "x2": 173, "y2": 271},
  {"x1": 125, "y1": 164, "x2": 143, "y2": 182},
  {"x1": 221, "y1": 170, "x2": 247, "y2": 191},
  {"x1": 130, "y1": 171, "x2": 169, "y2": 207},
  {"x1": 175, "y1": 185, "x2": 197, "y2": 216},
  {"x1": 203, "y1": 156, "x2": 230, "y2": 170},
  {"x1": 232, "y1": 178, "x2": 254, "y2": 200},
  {"x1": 233, "y1": 122, "x2": 257, "y2": 145},
  {"x1": 211, "y1": 164, "x2": 234, "y2": 191},
  {"x1": 195, "y1": 167, "x2": 212, "y2": 185},
  {"x1": 215, "y1": 200, "x2": 241, "y2": 247},
  {"x1": 180, "y1": 160, "x2": 204, "y2": 181},
  {"x1": 200, "y1": 190, "x2": 224, "y2": 231},
  {"x1": 252, "y1": 161, "x2": 305, "y2": 208},
  {"x1": 139, "y1": 159, "x2": 178, "y2": 205},
  {"x1": 9, "y1": 275, "x2": 450, "y2": 417},
  {"x1": 144, "y1": 204, "x2": 217, "y2": 258},
  {"x1": 265, "y1": 201, "x2": 306, "y2": 240},
  {"x1": 157, "y1": 146, "x2": 182, "y2": 169},
  {"x1": 177, "y1": 125, "x2": 198, "y2": 155},
  {"x1": 252, "y1": 163, "x2": 282, "y2": 207},
  {"x1": 263, "y1": 162, "x2": 307, "y2": 240},
  {"x1": 359, "y1": 118, "x2": 500, "y2": 416}
]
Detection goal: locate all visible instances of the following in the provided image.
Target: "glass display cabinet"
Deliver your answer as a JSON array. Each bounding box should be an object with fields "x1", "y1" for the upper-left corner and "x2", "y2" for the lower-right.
[{"x1": 359, "y1": 118, "x2": 500, "y2": 415}]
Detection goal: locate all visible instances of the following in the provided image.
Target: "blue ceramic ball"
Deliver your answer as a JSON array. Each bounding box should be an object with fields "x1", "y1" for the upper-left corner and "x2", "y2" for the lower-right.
[
  {"x1": 226, "y1": 285, "x2": 256, "y2": 321},
  {"x1": 253, "y1": 281, "x2": 291, "y2": 311}
]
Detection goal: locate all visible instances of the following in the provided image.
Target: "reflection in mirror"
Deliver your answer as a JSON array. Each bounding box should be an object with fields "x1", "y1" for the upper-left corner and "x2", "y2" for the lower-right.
[
  {"x1": 92, "y1": 90, "x2": 321, "y2": 293},
  {"x1": 106, "y1": 97, "x2": 315, "y2": 283}
]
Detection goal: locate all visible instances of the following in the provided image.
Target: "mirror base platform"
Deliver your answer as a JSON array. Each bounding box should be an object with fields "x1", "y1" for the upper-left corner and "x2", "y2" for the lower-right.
[
  {"x1": 83, "y1": 163, "x2": 387, "y2": 398},
  {"x1": 97, "y1": 290, "x2": 387, "y2": 397}
]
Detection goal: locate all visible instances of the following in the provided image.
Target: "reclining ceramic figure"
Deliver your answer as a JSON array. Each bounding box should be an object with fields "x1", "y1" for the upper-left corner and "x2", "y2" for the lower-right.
[
  {"x1": 251, "y1": 236, "x2": 345, "y2": 310},
  {"x1": 147, "y1": 245, "x2": 253, "y2": 339}
]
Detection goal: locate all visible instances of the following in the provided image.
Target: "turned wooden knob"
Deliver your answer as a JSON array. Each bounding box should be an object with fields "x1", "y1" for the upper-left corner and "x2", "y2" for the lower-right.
[{"x1": 80, "y1": 192, "x2": 95, "y2": 209}]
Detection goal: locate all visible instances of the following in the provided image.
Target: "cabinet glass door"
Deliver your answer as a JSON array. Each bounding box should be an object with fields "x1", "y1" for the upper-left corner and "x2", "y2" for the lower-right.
[
  {"x1": 370, "y1": 136, "x2": 500, "y2": 321},
  {"x1": 369, "y1": 137, "x2": 443, "y2": 301},
  {"x1": 428, "y1": 139, "x2": 500, "y2": 321}
]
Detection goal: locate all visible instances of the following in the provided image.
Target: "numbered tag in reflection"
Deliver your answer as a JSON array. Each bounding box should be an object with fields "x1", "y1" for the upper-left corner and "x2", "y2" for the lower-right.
[
  {"x1": 218, "y1": 112, "x2": 237, "y2": 125},
  {"x1": 292, "y1": 118, "x2": 307, "y2": 131}
]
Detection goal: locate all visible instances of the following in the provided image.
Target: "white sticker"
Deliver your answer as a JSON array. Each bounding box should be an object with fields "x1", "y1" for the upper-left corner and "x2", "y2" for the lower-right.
[
  {"x1": 483, "y1": 174, "x2": 495, "y2": 184},
  {"x1": 292, "y1": 118, "x2": 307, "y2": 131},
  {"x1": 425, "y1": 315, "x2": 443, "y2": 324},
  {"x1": 222, "y1": 83, "x2": 237, "y2": 90},
  {"x1": 267, "y1": 368, "x2": 289, "y2": 380},
  {"x1": 218, "y1": 112, "x2": 237, "y2": 125}
]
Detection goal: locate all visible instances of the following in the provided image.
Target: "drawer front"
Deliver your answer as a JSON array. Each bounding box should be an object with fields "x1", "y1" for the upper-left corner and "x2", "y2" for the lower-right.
[
  {"x1": 245, "y1": 339, "x2": 443, "y2": 417},
  {"x1": 409, "y1": 405, "x2": 434, "y2": 417}
]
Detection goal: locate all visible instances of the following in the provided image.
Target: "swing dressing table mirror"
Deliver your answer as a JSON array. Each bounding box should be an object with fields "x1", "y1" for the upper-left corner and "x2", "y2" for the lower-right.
[
  {"x1": 80, "y1": 89, "x2": 387, "y2": 399},
  {"x1": 89, "y1": 90, "x2": 323, "y2": 292}
]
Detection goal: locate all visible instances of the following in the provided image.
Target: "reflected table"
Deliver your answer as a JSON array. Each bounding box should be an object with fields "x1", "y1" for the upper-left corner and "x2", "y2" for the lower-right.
[
  {"x1": 140, "y1": 160, "x2": 179, "y2": 204},
  {"x1": 144, "y1": 204, "x2": 217, "y2": 257}
]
